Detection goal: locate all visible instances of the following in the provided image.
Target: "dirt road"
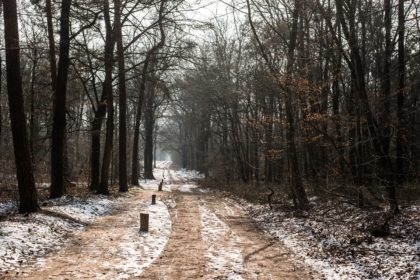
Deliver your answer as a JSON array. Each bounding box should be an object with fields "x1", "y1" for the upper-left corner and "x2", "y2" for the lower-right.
[{"x1": 5, "y1": 165, "x2": 312, "y2": 279}]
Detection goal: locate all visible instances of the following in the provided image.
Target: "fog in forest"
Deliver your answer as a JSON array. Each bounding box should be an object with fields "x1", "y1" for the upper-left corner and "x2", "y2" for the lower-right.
[{"x1": 0, "y1": 0, "x2": 419, "y2": 279}]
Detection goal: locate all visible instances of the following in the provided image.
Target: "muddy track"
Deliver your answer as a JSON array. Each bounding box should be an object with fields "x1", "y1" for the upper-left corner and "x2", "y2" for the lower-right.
[{"x1": 141, "y1": 193, "x2": 206, "y2": 279}]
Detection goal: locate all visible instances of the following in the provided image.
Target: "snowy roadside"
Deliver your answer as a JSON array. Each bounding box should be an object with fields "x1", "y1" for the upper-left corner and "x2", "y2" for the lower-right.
[
  {"x1": 139, "y1": 161, "x2": 203, "y2": 193},
  {"x1": 0, "y1": 195, "x2": 117, "y2": 274},
  {"x1": 229, "y1": 196, "x2": 420, "y2": 280},
  {"x1": 173, "y1": 169, "x2": 204, "y2": 182},
  {"x1": 110, "y1": 199, "x2": 172, "y2": 279},
  {"x1": 199, "y1": 203, "x2": 245, "y2": 280}
]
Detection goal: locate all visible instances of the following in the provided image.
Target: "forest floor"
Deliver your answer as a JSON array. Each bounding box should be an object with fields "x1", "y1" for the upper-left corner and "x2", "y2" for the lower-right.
[
  {"x1": 1, "y1": 162, "x2": 418, "y2": 279},
  {"x1": 0, "y1": 162, "x2": 313, "y2": 280}
]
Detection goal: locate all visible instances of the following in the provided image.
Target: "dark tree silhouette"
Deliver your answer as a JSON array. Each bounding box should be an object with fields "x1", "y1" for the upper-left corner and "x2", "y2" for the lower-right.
[{"x1": 2, "y1": 0, "x2": 38, "y2": 213}]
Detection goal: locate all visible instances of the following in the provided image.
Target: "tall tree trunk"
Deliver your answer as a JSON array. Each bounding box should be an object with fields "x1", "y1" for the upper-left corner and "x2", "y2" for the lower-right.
[
  {"x1": 382, "y1": 0, "x2": 399, "y2": 214},
  {"x1": 396, "y1": 0, "x2": 406, "y2": 184},
  {"x1": 90, "y1": 99, "x2": 107, "y2": 191},
  {"x1": 383, "y1": 0, "x2": 392, "y2": 154},
  {"x1": 114, "y1": 0, "x2": 128, "y2": 192},
  {"x1": 131, "y1": 66, "x2": 148, "y2": 184},
  {"x1": 2, "y1": 0, "x2": 38, "y2": 213},
  {"x1": 284, "y1": 0, "x2": 308, "y2": 209},
  {"x1": 46, "y1": 0, "x2": 57, "y2": 91},
  {"x1": 29, "y1": 47, "x2": 38, "y2": 159},
  {"x1": 153, "y1": 125, "x2": 157, "y2": 168},
  {"x1": 247, "y1": 0, "x2": 308, "y2": 208},
  {"x1": 0, "y1": 55, "x2": 2, "y2": 142},
  {"x1": 99, "y1": 0, "x2": 115, "y2": 195},
  {"x1": 335, "y1": 0, "x2": 399, "y2": 214},
  {"x1": 144, "y1": 82, "x2": 156, "y2": 179},
  {"x1": 50, "y1": 0, "x2": 72, "y2": 198},
  {"x1": 131, "y1": 0, "x2": 166, "y2": 184}
]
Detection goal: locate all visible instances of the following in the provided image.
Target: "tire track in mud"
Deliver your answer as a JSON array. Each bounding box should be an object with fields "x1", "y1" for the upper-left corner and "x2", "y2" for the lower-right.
[{"x1": 140, "y1": 194, "x2": 206, "y2": 279}]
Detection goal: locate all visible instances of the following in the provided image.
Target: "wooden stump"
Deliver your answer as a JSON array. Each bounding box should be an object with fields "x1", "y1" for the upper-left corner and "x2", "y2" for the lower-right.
[
  {"x1": 158, "y1": 179, "x2": 163, "y2": 191},
  {"x1": 140, "y1": 213, "x2": 149, "y2": 232},
  {"x1": 152, "y1": 194, "x2": 156, "y2": 205}
]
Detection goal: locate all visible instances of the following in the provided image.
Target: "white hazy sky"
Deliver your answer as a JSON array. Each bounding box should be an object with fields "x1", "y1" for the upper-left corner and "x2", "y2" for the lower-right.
[{"x1": 181, "y1": 0, "x2": 247, "y2": 43}]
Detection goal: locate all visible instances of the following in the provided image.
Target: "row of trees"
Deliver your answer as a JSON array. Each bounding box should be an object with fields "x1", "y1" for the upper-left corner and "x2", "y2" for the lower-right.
[
  {"x1": 1, "y1": 0, "x2": 190, "y2": 212},
  {"x1": 168, "y1": 0, "x2": 420, "y2": 213}
]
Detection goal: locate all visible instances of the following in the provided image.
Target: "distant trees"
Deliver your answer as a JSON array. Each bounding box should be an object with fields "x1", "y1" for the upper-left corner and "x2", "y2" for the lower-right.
[
  {"x1": 132, "y1": 0, "x2": 167, "y2": 183},
  {"x1": 167, "y1": 0, "x2": 420, "y2": 213},
  {"x1": 1, "y1": 0, "x2": 418, "y2": 214},
  {"x1": 0, "y1": 0, "x2": 187, "y2": 210}
]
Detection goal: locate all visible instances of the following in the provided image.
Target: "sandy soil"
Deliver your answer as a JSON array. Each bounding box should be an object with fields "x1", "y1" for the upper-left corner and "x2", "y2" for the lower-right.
[
  {"x1": 141, "y1": 194, "x2": 206, "y2": 279},
  {"x1": 2, "y1": 167, "x2": 312, "y2": 280}
]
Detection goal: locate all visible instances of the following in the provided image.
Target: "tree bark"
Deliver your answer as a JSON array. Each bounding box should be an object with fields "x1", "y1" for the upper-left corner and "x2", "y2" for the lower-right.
[
  {"x1": 335, "y1": 0, "x2": 399, "y2": 214},
  {"x1": 46, "y1": 0, "x2": 57, "y2": 91},
  {"x1": 131, "y1": 3, "x2": 166, "y2": 184},
  {"x1": 144, "y1": 81, "x2": 156, "y2": 179},
  {"x1": 114, "y1": 0, "x2": 128, "y2": 192},
  {"x1": 382, "y1": 0, "x2": 399, "y2": 214},
  {"x1": 0, "y1": 55, "x2": 2, "y2": 142},
  {"x1": 90, "y1": 100, "x2": 107, "y2": 191},
  {"x1": 284, "y1": 0, "x2": 308, "y2": 209},
  {"x1": 50, "y1": 0, "x2": 72, "y2": 198},
  {"x1": 396, "y1": 0, "x2": 406, "y2": 184},
  {"x1": 2, "y1": 0, "x2": 39, "y2": 213},
  {"x1": 29, "y1": 47, "x2": 38, "y2": 159},
  {"x1": 247, "y1": 0, "x2": 308, "y2": 208},
  {"x1": 99, "y1": 0, "x2": 115, "y2": 195}
]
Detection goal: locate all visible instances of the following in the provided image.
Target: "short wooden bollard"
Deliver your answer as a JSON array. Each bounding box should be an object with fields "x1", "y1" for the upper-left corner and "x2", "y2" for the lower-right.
[
  {"x1": 158, "y1": 179, "x2": 163, "y2": 191},
  {"x1": 151, "y1": 194, "x2": 156, "y2": 205},
  {"x1": 140, "y1": 213, "x2": 149, "y2": 232}
]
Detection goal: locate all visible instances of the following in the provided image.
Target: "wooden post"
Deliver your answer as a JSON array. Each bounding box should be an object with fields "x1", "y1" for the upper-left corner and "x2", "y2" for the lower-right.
[
  {"x1": 152, "y1": 194, "x2": 156, "y2": 205},
  {"x1": 140, "y1": 213, "x2": 149, "y2": 232},
  {"x1": 158, "y1": 179, "x2": 163, "y2": 191}
]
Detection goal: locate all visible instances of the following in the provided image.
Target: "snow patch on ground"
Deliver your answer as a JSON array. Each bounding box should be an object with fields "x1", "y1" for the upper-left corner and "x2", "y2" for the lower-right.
[
  {"x1": 178, "y1": 184, "x2": 197, "y2": 193},
  {"x1": 235, "y1": 197, "x2": 420, "y2": 280},
  {"x1": 199, "y1": 203, "x2": 245, "y2": 280},
  {"x1": 139, "y1": 163, "x2": 203, "y2": 192},
  {"x1": 0, "y1": 214, "x2": 82, "y2": 273},
  {"x1": 140, "y1": 178, "x2": 172, "y2": 192},
  {"x1": 111, "y1": 200, "x2": 172, "y2": 278},
  {"x1": 0, "y1": 195, "x2": 116, "y2": 274},
  {"x1": 0, "y1": 201, "x2": 17, "y2": 216},
  {"x1": 174, "y1": 169, "x2": 204, "y2": 182},
  {"x1": 45, "y1": 195, "x2": 115, "y2": 223}
]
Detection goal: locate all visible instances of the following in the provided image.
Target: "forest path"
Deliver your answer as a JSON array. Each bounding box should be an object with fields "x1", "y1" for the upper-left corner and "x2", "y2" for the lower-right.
[
  {"x1": 4, "y1": 163, "x2": 311, "y2": 279},
  {"x1": 7, "y1": 187, "x2": 165, "y2": 280},
  {"x1": 141, "y1": 167, "x2": 312, "y2": 280}
]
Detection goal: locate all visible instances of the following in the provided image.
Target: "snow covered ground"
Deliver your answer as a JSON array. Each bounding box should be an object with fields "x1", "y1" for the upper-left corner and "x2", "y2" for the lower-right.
[
  {"x1": 139, "y1": 161, "x2": 203, "y2": 193},
  {"x1": 0, "y1": 201, "x2": 16, "y2": 216},
  {"x1": 173, "y1": 169, "x2": 204, "y2": 182},
  {"x1": 0, "y1": 195, "x2": 117, "y2": 273},
  {"x1": 200, "y1": 203, "x2": 245, "y2": 280},
  {"x1": 110, "y1": 200, "x2": 172, "y2": 279},
  {"x1": 0, "y1": 191, "x2": 173, "y2": 278},
  {"x1": 233, "y1": 197, "x2": 420, "y2": 280},
  {"x1": 178, "y1": 184, "x2": 197, "y2": 193},
  {"x1": 45, "y1": 195, "x2": 116, "y2": 223}
]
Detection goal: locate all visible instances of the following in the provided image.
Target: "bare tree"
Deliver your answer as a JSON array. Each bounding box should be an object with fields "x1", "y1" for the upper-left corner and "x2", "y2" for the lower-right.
[
  {"x1": 50, "y1": 0, "x2": 72, "y2": 198},
  {"x1": 2, "y1": 0, "x2": 38, "y2": 212}
]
